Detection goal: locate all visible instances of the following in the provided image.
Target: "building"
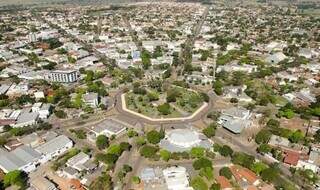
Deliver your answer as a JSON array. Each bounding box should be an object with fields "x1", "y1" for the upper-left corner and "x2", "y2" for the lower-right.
[
  {"x1": 160, "y1": 128, "x2": 212, "y2": 152},
  {"x1": 14, "y1": 112, "x2": 39, "y2": 128},
  {"x1": 66, "y1": 152, "x2": 90, "y2": 171},
  {"x1": 30, "y1": 176, "x2": 58, "y2": 190},
  {"x1": 162, "y1": 166, "x2": 193, "y2": 190},
  {"x1": 36, "y1": 135, "x2": 73, "y2": 163},
  {"x1": 268, "y1": 135, "x2": 290, "y2": 148},
  {"x1": 265, "y1": 52, "x2": 287, "y2": 64},
  {"x1": 48, "y1": 70, "x2": 79, "y2": 83},
  {"x1": 28, "y1": 33, "x2": 37, "y2": 43},
  {"x1": 90, "y1": 119, "x2": 126, "y2": 138},
  {"x1": 82, "y1": 93, "x2": 99, "y2": 108},
  {"x1": 38, "y1": 103, "x2": 51, "y2": 119},
  {"x1": 218, "y1": 107, "x2": 252, "y2": 134},
  {"x1": 216, "y1": 176, "x2": 233, "y2": 190},
  {"x1": 0, "y1": 145, "x2": 41, "y2": 173},
  {"x1": 230, "y1": 165, "x2": 260, "y2": 187}
]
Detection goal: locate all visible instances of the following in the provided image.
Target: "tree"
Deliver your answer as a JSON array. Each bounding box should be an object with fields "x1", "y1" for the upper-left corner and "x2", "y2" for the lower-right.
[
  {"x1": 54, "y1": 110, "x2": 67, "y2": 118},
  {"x1": 96, "y1": 135, "x2": 109, "y2": 150},
  {"x1": 219, "y1": 145, "x2": 233, "y2": 157},
  {"x1": 191, "y1": 176, "x2": 208, "y2": 190},
  {"x1": 219, "y1": 167, "x2": 232, "y2": 179},
  {"x1": 127, "y1": 129, "x2": 138, "y2": 138},
  {"x1": 251, "y1": 162, "x2": 268, "y2": 175},
  {"x1": 261, "y1": 167, "x2": 279, "y2": 183},
  {"x1": 190, "y1": 147, "x2": 206, "y2": 158},
  {"x1": 266, "y1": 119, "x2": 280, "y2": 128},
  {"x1": 210, "y1": 183, "x2": 221, "y2": 190},
  {"x1": 157, "y1": 103, "x2": 171, "y2": 115},
  {"x1": 146, "y1": 130, "x2": 163, "y2": 144},
  {"x1": 3, "y1": 170, "x2": 27, "y2": 188},
  {"x1": 313, "y1": 129, "x2": 320, "y2": 142},
  {"x1": 213, "y1": 80, "x2": 223, "y2": 95},
  {"x1": 257, "y1": 144, "x2": 272, "y2": 154},
  {"x1": 89, "y1": 172, "x2": 113, "y2": 190},
  {"x1": 160, "y1": 149, "x2": 171, "y2": 162},
  {"x1": 199, "y1": 167, "x2": 214, "y2": 181},
  {"x1": 193, "y1": 157, "x2": 212, "y2": 170},
  {"x1": 132, "y1": 176, "x2": 141, "y2": 184},
  {"x1": 202, "y1": 125, "x2": 216, "y2": 138},
  {"x1": 289, "y1": 130, "x2": 304, "y2": 143},
  {"x1": 231, "y1": 152, "x2": 255, "y2": 169},
  {"x1": 255, "y1": 130, "x2": 272, "y2": 144},
  {"x1": 140, "y1": 145, "x2": 159, "y2": 158},
  {"x1": 95, "y1": 153, "x2": 119, "y2": 165}
]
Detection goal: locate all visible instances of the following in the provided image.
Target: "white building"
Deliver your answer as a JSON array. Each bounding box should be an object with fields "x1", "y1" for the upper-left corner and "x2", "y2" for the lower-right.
[
  {"x1": 162, "y1": 166, "x2": 194, "y2": 190},
  {"x1": 0, "y1": 145, "x2": 41, "y2": 173},
  {"x1": 14, "y1": 112, "x2": 39, "y2": 128},
  {"x1": 90, "y1": 119, "x2": 126, "y2": 138},
  {"x1": 82, "y1": 93, "x2": 99, "y2": 108},
  {"x1": 48, "y1": 70, "x2": 79, "y2": 83},
  {"x1": 66, "y1": 152, "x2": 90, "y2": 171},
  {"x1": 160, "y1": 128, "x2": 213, "y2": 152},
  {"x1": 36, "y1": 135, "x2": 73, "y2": 163}
]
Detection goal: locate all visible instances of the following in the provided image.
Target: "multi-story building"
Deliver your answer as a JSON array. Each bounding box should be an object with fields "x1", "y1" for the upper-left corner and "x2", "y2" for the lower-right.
[{"x1": 48, "y1": 70, "x2": 79, "y2": 83}]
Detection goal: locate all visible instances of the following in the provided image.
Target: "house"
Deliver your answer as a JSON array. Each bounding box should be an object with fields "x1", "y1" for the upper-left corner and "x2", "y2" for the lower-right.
[
  {"x1": 30, "y1": 176, "x2": 58, "y2": 190},
  {"x1": 82, "y1": 93, "x2": 99, "y2": 108},
  {"x1": 162, "y1": 166, "x2": 193, "y2": 190},
  {"x1": 39, "y1": 103, "x2": 51, "y2": 119},
  {"x1": 296, "y1": 160, "x2": 318, "y2": 173},
  {"x1": 14, "y1": 112, "x2": 39, "y2": 128},
  {"x1": 268, "y1": 135, "x2": 290, "y2": 148},
  {"x1": 34, "y1": 91, "x2": 45, "y2": 100},
  {"x1": 223, "y1": 86, "x2": 253, "y2": 103},
  {"x1": 230, "y1": 165, "x2": 260, "y2": 187},
  {"x1": 0, "y1": 145, "x2": 41, "y2": 173},
  {"x1": 283, "y1": 151, "x2": 300, "y2": 166},
  {"x1": 60, "y1": 167, "x2": 79, "y2": 179},
  {"x1": 216, "y1": 176, "x2": 233, "y2": 190},
  {"x1": 265, "y1": 52, "x2": 287, "y2": 64},
  {"x1": 90, "y1": 119, "x2": 126, "y2": 138},
  {"x1": 218, "y1": 107, "x2": 252, "y2": 134},
  {"x1": 36, "y1": 135, "x2": 73, "y2": 163},
  {"x1": 66, "y1": 152, "x2": 90, "y2": 171}
]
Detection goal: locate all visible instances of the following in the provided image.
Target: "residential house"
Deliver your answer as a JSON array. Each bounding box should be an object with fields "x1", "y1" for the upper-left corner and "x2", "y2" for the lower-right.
[
  {"x1": 82, "y1": 93, "x2": 99, "y2": 108},
  {"x1": 90, "y1": 119, "x2": 126, "y2": 138},
  {"x1": 36, "y1": 135, "x2": 73, "y2": 163},
  {"x1": 218, "y1": 107, "x2": 252, "y2": 134},
  {"x1": 66, "y1": 152, "x2": 90, "y2": 171},
  {"x1": 0, "y1": 145, "x2": 41, "y2": 173}
]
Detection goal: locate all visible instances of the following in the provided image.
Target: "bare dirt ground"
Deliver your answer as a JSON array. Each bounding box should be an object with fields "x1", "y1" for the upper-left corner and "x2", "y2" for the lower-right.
[{"x1": 280, "y1": 117, "x2": 308, "y2": 132}]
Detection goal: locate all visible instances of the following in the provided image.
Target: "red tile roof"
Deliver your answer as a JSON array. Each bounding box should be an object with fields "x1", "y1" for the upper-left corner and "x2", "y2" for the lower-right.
[
  {"x1": 230, "y1": 165, "x2": 259, "y2": 185},
  {"x1": 216, "y1": 176, "x2": 232, "y2": 189},
  {"x1": 284, "y1": 151, "x2": 300, "y2": 166}
]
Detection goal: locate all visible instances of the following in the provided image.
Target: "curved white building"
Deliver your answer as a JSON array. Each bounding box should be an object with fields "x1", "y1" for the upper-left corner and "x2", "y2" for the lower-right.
[{"x1": 160, "y1": 128, "x2": 212, "y2": 152}]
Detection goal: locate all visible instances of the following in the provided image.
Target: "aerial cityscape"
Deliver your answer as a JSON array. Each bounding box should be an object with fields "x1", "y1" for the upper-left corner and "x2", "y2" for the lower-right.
[{"x1": 0, "y1": 0, "x2": 319, "y2": 190}]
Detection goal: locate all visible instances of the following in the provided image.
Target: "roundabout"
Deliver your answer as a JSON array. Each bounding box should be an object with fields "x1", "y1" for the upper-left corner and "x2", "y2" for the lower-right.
[{"x1": 117, "y1": 84, "x2": 210, "y2": 123}]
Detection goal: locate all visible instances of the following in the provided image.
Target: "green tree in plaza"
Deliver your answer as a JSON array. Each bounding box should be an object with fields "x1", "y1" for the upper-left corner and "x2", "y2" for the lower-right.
[
  {"x1": 96, "y1": 135, "x2": 109, "y2": 150},
  {"x1": 193, "y1": 157, "x2": 212, "y2": 170},
  {"x1": 146, "y1": 130, "x2": 164, "y2": 144},
  {"x1": 219, "y1": 167, "x2": 232, "y2": 179}
]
